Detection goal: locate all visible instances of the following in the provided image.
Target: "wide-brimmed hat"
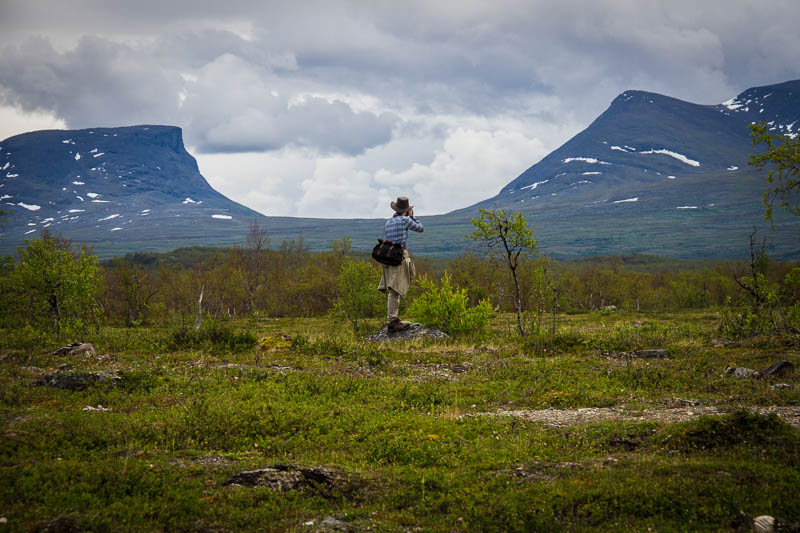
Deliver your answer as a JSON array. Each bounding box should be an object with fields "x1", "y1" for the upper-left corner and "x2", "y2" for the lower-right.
[{"x1": 391, "y1": 196, "x2": 413, "y2": 213}]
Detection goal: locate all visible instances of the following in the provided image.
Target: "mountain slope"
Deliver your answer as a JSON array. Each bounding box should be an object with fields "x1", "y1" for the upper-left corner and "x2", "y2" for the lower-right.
[
  {"x1": 439, "y1": 79, "x2": 800, "y2": 259},
  {"x1": 0, "y1": 125, "x2": 268, "y2": 254}
]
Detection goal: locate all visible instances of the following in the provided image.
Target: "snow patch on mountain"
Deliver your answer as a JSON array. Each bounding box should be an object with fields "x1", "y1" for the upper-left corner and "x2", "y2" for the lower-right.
[
  {"x1": 613, "y1": 198, "x2": 638, "y2": 204},
  {"x1": 639, "y1": 149, "x2": 700, "y2": 167},
  {"x1": 563, "y1": 157, "x2": 611, "y2": 165},
  {"x1": 212, "y1": 214, "x2": 232, "y2": 220},
  {"x1": 18, "y1": 202, "x2": 41, "y2": 211},
  {"x1": 520, "y1": 180, "x2": 549, "y2": 191},
  {"x1": 98, "y1": 214, "x2": 120, "y2": 221}
]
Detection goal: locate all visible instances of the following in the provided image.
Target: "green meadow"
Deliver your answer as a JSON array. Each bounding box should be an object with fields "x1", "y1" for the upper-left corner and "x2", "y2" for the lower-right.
[{"x1": 2, "y1": 310, "x2": 798, "y2": 531}]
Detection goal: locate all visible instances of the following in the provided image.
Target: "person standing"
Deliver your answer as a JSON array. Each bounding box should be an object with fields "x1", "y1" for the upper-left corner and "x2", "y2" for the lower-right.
[{"x1": 378, "y1": 196, "x2": 424, "y2": 332}]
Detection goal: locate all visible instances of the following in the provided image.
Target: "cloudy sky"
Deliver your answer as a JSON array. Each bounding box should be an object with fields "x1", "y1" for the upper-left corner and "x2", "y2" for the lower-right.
[{"x1": 1, "y1": 0, "x2": 798, "y2": 218}]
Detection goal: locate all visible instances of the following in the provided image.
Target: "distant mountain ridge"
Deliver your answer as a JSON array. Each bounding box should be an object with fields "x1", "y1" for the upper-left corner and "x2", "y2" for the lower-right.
[{"x1": 1, "y1": 80, "x2": 798, "y2": 259}]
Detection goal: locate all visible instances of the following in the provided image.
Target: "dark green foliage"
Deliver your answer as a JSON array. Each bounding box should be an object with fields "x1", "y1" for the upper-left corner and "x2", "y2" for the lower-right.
[
  {"x1": 0, "y1": 232, "x2": 101, "y2": 337},
  {"x1": 656, "y1": 411, "x2": 798, "y2": 453},
  {"x1": 750, "y1": 122, "x2": 800, "y2": 224},
  {"x1": 331, "y1": 259, "x2": 384, "y2": 334},
  {"x1": 408, "y1": 273, "x2": 493, "y2": 336},
  {"x1": 470, "y1": 208, "x2": 537, "y2": 335},
  {"x1": 167, "y1": 320, "x2": 257, "y2": 353}
]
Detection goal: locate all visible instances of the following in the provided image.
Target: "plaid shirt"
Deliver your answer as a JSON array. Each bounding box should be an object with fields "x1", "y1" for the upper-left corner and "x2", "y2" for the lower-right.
[{"x1": 384, "y1": 215, "x2": 424, "y2": 249}]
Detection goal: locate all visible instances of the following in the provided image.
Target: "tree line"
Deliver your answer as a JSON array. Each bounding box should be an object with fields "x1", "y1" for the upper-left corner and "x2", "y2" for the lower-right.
[{"x1": 1, "y1": 223, "x2": 797, "y2": 339}]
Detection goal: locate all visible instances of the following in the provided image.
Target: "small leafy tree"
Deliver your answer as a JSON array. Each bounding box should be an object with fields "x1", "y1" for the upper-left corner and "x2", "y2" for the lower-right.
[
  {"x1": 749, "y1": 123, "x2": 800, "y2": 226},
  {"x1": 331, "y1": 259, "x2": 383, "y2": 333},
  {"x1": 409, "y1": 273, "x2": 493, "y2": 336},
  {"x1": 469, "y1": 208, "x2": 537, "y2": 335},
  {"x1": 7, "y1": 232, "x2": 101, "y2": 336},
  {"x1": 105, "y1": 259, "x2": 159, "y2": 326}
]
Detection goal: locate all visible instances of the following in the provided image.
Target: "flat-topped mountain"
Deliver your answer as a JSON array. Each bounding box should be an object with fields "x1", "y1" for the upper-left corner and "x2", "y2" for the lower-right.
[{"x1": 0, "y1": 125, "x2": 267, "y2": 254}]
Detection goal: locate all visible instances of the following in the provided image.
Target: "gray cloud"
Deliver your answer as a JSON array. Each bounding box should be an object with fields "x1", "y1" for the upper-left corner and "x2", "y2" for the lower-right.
[
  {"x1": 0, "y1": 36, "x2": 183, "y2": 127},
  {"x1": 1, "y1": 0, "x2": 799, "y2": 217},
  {"x1": 0, "y1": 33, "x2": 397, "y2": 155}
]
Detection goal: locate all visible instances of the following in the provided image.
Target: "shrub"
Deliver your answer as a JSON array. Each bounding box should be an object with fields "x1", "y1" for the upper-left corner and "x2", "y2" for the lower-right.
[
  {"x1": 167, "y1": 320, "x2": 257, "y2": 353},
  {"x1": 1, "y1": 233, "x2": 101, "y2": 337},
  {"x1": 331, "y1": 259, "x2": 384, "y2": 333},
  {"x1": 409, "y1": 273, "x2": 493, "y2": 336}
]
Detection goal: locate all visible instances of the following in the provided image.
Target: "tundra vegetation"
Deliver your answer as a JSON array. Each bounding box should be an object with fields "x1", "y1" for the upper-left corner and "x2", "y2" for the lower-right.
[{"x1": 1, "y1": 220, "x2": 799, "y2": 531}]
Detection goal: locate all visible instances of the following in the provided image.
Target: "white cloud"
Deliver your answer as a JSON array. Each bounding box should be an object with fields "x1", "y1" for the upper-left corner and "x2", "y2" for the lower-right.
[{"x1": 0, "y1": 105, "x2": 65, "y2": 141}]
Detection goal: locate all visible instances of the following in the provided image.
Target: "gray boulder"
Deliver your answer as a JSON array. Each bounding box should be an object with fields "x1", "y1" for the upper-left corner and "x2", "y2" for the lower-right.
[
  {"x1": 50, "y1": 343, "x2": 97, "y2": 357},
  {"x1": 37, "y1": 370, "x2": 124, "y2": 391},
  {"x1": 762, "y1": 360, "x2": 795, "y2": 378},
  {"x1": 366, "y1": 322, "x2": 447, "y2": 342},
  {"x1": 223, "y1": 464, "x2": 342, "y2": 492},
  {"x1": 724, "y1": 366, "x2": 760, "y2": 379}
]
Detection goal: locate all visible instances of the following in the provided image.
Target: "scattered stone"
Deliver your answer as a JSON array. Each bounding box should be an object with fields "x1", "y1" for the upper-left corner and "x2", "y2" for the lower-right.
[
  {"x1": 733, "y1": 511, "x2": 800, "y2": 532},
  {"x1": 662, "y1": 398, "x2": 702, "y2": 408},
  {"x1": 37, "y1": 370, "x2": 124, "y2": 391},
  {"x1": 470, "y1": 406, "x2": 800, "y2": 428},
  {"x1": 605, "y1": 349, "x2": 670, "y2": 360},
  {"x1": 712, "y1": 338, "x2": 736, "y2": 348},
  {"x1": 223, "y1": 464, "x2": 343, "y2": 493},
  {"x1": 267, "y1": 364, "x2": 303, "y2": 373},
  {"x1": 771, "y1": 383, "x2": 791, "y2": 390},
  {"x1": 169, "y1": 455, "x2": 234, "y2": 469},
  {"x1": 50, "y1": 343, "x2": 97, "y2": 357},
  {"x1": 319, "y1": 516, "x2": 349, "y2": 531},
  {"x1": 724, "y1": 366, "x2": 760, "y2": 379},
  {"x1": 762, "y1": 360, "x2": 795, "y2": 378},
  {"x1": 81, "y1": 405, "x2": 111, "y2": 412},
  {"x1": 365, "y1": 322, "x2": 447, "y2": 342},
  {"x1": 633, "y1": 349, "x2": 670, "y2": 359},
  {"x1": 31, "y1": 515, "x2": 80, "y2": 532},
  {"x1": 601, "y1": 305, "x2": 618, "y2": 311}
]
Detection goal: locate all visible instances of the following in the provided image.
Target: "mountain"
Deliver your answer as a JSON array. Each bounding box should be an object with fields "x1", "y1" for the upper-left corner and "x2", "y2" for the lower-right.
[
  {"x1": 442, "y1": 79, "x2": 800, "y2": 259},
  {"x1": 1, "y1": 81, "x2": 798, "y2": 260},
  {"x1": 0, "y1": 125, "x2": 270, "y2": 255}
]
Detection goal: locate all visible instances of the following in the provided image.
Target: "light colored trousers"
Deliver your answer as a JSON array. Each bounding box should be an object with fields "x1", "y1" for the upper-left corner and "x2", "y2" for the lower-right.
[{"x1": 387, "y1": 288, "x2": 401, "y2": 321}]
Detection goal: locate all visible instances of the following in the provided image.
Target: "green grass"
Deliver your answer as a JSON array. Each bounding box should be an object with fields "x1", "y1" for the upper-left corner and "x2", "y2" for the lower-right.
[{"x1": 2, "y1": 311, "x2": 799, "y2": 531}]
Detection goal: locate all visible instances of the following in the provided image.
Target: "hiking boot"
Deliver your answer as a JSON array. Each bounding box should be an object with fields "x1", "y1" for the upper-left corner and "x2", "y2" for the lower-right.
[{"x1": 387, "y1": 318, "x2": 411, "y2": 333}]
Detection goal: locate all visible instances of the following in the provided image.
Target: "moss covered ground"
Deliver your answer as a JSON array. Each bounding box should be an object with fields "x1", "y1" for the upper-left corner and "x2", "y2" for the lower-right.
[{"x1": 2, "y1": 311, "x2": 799, "y2": 531}]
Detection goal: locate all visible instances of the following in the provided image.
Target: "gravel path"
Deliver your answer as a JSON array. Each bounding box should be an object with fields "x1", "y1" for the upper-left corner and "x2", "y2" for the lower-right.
[{"x1": 469, "y1": 406, "x2": 800, "y2": 428}]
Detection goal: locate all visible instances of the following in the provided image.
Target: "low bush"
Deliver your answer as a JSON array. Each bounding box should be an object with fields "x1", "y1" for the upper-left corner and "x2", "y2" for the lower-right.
[
  {"x1": 167, "y1": 320, "x2": 257, "y2": 353},
  {"x1": 409, "y1": 273, "x2": 493, "y2": 336},
  {"x1": 330, "y1": 259, "x2": 384, "y2": 334}
]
